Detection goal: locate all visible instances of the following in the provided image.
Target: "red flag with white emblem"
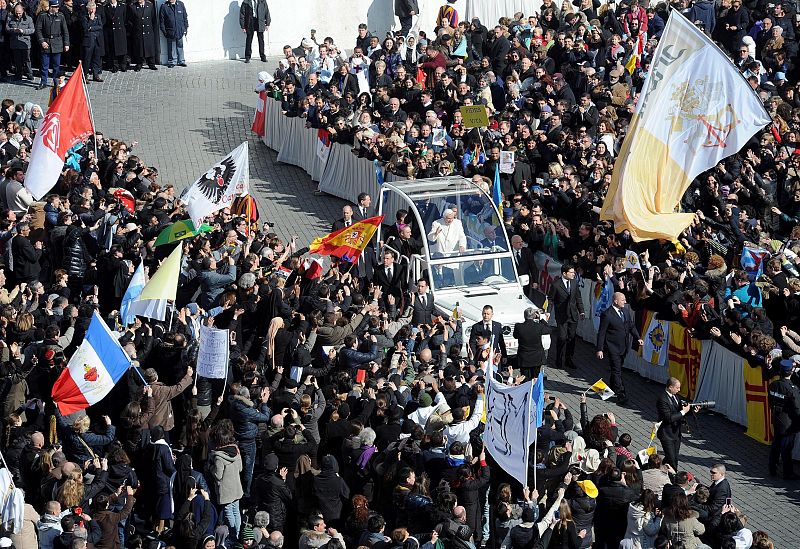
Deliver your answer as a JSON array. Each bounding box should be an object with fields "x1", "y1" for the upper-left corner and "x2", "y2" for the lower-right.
[{"x1": 26, "y1": 62, "x2": 94, "y2": 200}]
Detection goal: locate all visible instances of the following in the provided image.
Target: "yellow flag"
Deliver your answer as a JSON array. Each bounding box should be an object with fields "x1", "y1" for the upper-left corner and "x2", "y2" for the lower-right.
[
  {"x1": 589, "y1": 379, "x2": 615, "y2": 400},
  {"x1": 625, "y1": 52, "x2": 638, "y2": 75},
  {"x1": 599, "y1": 11, "x2": 771, "y2": 241}
]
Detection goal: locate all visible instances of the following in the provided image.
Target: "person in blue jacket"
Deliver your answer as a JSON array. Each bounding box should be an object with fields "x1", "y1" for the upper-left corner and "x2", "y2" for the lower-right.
[{"x1": 159, "y1": 0, "x2": 188, "y2": 68}]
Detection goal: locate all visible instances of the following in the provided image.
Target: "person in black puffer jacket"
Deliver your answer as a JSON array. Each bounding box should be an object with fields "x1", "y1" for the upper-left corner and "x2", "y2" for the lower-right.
[
  {"x1": 62, "y1": 223, "x2": 89, "y2": 288},
  {"x1": 253, "y1": 453, "x2": 293, "y2": 533},
  {"x1": 312, "y1": 454, "x2": 351, "y2": 526},
  {"x1": 569, "y1": 481, "x2": 597, "y2": 549}
]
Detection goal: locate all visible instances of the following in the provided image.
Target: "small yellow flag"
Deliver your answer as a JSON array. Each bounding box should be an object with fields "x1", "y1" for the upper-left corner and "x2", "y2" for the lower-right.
[{"x1": 589, "y1": 379, "x2": 615, "y2": 400}]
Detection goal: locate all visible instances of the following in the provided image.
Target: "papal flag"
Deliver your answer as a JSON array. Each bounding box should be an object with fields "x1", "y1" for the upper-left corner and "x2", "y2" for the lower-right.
[
  {"x1": 182, "y1": 142, "x2": 249, "y2": 226},
  {"x1": 600, "y1": 11, "x2": 771, "y2": 241},
  {"x1": 589, "y1": 378, "x2": 615, "y2": 400},
  {"x1": 127, "y1": 245, "x2": 182, "y2": 321},
  {"x1": 309, "y1": 215, "x2": 384, "y2": 263}
]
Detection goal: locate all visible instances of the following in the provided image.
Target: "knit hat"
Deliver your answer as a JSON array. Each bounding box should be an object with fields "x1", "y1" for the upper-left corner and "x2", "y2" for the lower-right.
[
  {"x1": 418, "y1": 392, "x2": 433, "y2": 407},
  {"x1": 577, "y1": 479, "x2": 599, "y2": 498},
  {"x1": 240, "y1": 525, "x2": 255, "y2": 542},
  {"x1": 564, "y1": 430, "x2": 579, "y2": 442},
  {"x1": 284, "y1": 377, "x2": 299, "y2": 389},
  {"x1": 264, "y1": 453, "x2": 279, "y2": 471}
]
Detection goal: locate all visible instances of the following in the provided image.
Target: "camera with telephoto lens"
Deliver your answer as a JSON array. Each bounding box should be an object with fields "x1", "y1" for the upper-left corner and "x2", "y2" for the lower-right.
[{"x1": 680, "y1": 400, "x2": 716, "y2": 409}]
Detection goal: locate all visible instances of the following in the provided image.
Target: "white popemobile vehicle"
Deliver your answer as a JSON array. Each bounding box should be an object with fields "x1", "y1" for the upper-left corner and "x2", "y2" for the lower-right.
[{"x1": 376, "y1": 176, "x2": 549, "y2": 356}]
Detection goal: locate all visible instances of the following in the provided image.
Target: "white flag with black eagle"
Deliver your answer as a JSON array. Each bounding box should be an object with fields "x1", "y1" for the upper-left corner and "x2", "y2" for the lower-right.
[{"x1": 182, "y1": 142, "x2": 249, "y2": 226}]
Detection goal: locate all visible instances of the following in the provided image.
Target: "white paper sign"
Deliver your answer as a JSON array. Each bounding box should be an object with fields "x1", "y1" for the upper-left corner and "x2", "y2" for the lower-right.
[
  {"x1": 500, "y1": 151, "x2": 515, "y2": 174},
  {"x1": 197, "y1": 325, "x2": 229, "y2": 379}
]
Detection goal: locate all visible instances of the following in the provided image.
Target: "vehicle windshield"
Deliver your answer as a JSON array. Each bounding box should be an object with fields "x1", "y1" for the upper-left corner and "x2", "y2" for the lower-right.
[
  {"x1": 431, "y1": 255, "x2": 517, "y2": 290},
  {"x1": 414, "y1": 189, "x2": 508, "y2": 259}
]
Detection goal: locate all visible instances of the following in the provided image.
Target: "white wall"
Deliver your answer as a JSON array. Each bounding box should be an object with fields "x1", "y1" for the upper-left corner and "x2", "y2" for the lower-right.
[{"x1": 155, "y1": 0, "x2": 543, "y2": 63}]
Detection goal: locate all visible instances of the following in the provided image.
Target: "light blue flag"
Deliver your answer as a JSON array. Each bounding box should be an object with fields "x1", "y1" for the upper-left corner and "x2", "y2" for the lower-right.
[
  {"x1": 593, "y1": 276, "x2": 615, "y2": 332},
  {"x1": 493, "y1": 162, "x2": 502, "y2": 210},
  {"x1": 531, "y1": 371, "x2": 545, "y2": 432},
  {"x1": 119, "y1": 261, "x2": 146, "y2": 327},
  {"x1": 374, "y1": 159, "x2": 384, "y2": 186}
]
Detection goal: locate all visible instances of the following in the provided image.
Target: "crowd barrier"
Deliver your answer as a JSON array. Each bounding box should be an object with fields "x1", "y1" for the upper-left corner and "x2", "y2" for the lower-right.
[
  {"x1": 533, "y1": 251, "x2": 775, "y2": 445},
  {"x1": 259, "y1": 99, "x2": 775, "y2": 445},
  {"x1": 262, "y1": 97, "x2": 409, "y2": 216}
]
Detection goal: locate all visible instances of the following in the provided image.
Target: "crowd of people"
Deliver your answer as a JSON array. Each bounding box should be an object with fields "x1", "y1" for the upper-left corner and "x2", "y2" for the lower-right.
[
  {"x1": 0, "y1": 1, "x2": 796, "y2": 549},
  {"x1": 0, "y1": 0, "x2": 190, "y2": 87}
]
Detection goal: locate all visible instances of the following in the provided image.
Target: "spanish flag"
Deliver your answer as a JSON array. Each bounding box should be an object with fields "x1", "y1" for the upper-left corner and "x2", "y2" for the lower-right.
[
  {"x1": 309, "y1": 215, "x2": 384, "y2": 263},
  {"x1": 600, "y1": 11, "x2": 771, "y2": 241}
]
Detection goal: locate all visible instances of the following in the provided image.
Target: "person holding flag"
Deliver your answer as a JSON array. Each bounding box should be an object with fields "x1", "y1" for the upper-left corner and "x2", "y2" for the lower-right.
[{"x1": 25, "y1": 62, "x2": 94, "y2": 200}]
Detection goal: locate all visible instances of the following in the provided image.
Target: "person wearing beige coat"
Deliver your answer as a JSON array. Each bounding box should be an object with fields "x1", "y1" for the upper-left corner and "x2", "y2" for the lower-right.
[
  {"x1": 659, "y1": 493, "x2": 712, "y2": 549},
  {"x1": 143, "y1": 366, "x2": 193, "y2": 433}
]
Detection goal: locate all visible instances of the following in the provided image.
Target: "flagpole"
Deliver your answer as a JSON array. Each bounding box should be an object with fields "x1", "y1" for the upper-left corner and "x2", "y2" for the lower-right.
[
  {"x1": 526, "y1": 376, "x2": 534, "y2": 490},
  {"x1": 77, "y1": 62, "x2": 98, "y2": 159},
  {"x1": 132, "y1": 366, "x2": 150, "y2": 387}
]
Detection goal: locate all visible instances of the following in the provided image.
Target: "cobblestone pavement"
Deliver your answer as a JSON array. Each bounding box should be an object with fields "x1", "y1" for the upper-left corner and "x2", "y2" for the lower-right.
[
  {"x1": 546, "y1": 342, "x2": 800, "y2": 544},
  {"x1": 0, "y1": 58, "x2": 344, "y2": 245},
  {"x1": 2, "y1": 60, "x2": 797, "y2": 545}
]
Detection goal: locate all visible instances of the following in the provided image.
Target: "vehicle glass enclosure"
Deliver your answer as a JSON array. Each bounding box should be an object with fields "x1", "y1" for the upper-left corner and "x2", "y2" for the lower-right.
[{"x1": 379, "y1": 178, "x2": 518, "y2": 291}]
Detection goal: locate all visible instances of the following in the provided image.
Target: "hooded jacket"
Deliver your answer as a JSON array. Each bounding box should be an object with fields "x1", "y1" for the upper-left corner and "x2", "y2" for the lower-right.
[
  {"x1": 210, "y1": 444, "x2": 243, "y2": 505},
  {"x1": 312, "y1": 455, "x2": 350, "y2": 521},
  {"x1": 36, "y1": 513, "x2": 63, "y2": 549},
  {"x1": 229, "y1": 394, "x2": 270, "y2": 442}
]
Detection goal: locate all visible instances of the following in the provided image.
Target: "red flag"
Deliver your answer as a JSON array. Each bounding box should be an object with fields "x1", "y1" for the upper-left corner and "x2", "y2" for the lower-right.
[
  {"x1": 309, "y1": 216, "x2": 383, "y2": 263},
  {"x1": 251, "y1": 90, "x2": 266, "y2": 137},
  {"x1": 26, "y1": 62, "x2": 94, "y2": 200}
]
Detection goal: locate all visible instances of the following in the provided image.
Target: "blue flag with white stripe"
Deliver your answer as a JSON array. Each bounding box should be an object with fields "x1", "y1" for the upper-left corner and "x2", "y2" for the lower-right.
[{"x1": 119, "y1": 261, "x2": 146, "y2": 327}]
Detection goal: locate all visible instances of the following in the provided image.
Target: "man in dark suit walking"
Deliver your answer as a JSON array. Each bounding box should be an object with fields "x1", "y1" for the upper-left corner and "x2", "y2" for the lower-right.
[
  {"x1": 547, "y1": 263, "x2": 584, "y2": 369},
  {"x1": 596, "y1": 292, "x2": 642, "y2": 404},
  {"x1": 410, "y1": 278, "x2": 435, "y2": 325},
  {"x1": 468, "y1": 304, "x2": 506, "y2": 360},
  {"x1": 513, "y1": 307, "x2": 553, "y2": 380},
  {"x1": 656, "y1": 377, "x2": 697, "y2": 470},
  {"x1": 511, "y1": 234, "x2": 536, "y2": 294},
  {"x1": 373, "y1": 250, "x2": 406, "y2": 305}
]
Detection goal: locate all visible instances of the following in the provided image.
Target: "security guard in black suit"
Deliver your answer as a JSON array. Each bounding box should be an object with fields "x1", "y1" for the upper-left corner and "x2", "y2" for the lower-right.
[{"x1": 768, "y1": 359, "x2": 800, "y2": 479}]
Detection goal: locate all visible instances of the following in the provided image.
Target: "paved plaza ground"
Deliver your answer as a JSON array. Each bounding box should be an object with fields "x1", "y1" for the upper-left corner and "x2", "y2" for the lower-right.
[{"x1": 2, "y1": 59, "x2": 797, "y2": 544}]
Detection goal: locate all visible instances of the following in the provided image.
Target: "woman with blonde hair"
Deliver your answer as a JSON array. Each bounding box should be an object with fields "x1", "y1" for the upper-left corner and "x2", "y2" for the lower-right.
[
  {"x1": 56, "y1": 409, "x2": 116, "y2": 463},
  {"x1": 260, "y1": 316, "x2": 287, "y2": 369},
  {"x1": 549, "y1": 498, "x2": 587, "y2": 548},
  {"x1": 57, "y1": 457, "x2": 109, "y2": 510}
]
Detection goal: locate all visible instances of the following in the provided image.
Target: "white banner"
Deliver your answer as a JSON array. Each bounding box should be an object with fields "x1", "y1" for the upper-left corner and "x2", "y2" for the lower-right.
[
  {"x1": 485, "y1": 366, "x2": 532, "y2": 487},
  {"x1": 183, "y1": 142, "x2": 250, "y2": 226},
  {"x1": 642, "y1": 314, "x2": 670, "y2": 366},
  {"x1": 197, "y1": 325, "x2": 230, "y2": 379}
]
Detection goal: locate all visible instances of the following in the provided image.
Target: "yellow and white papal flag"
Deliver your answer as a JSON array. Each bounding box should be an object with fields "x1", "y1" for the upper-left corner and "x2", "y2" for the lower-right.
[
  {"x1": 589, "y1": 379, "x2": 615, "y2": 400},
  {"x1": 601, "y1": 11, "x2": 771, "y2": 241}
]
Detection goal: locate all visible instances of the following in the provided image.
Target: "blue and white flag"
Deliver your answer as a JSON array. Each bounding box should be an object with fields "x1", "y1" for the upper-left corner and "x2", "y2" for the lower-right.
[
  {"x1": 492, "y1": 162, "x2": 502, "y2": 210},
  {"x1": 530, "y1": 371, "x2": 545, "y2": 433},
  {"x1": 741, "y1": 246, "x2": 769, "y2": 281},
  {"x1": 594, "y1": 276, "x2": 615, "y2": 332},
  {"x1": 119, "y1": 261, "x2": 146, "y2": 327},
  {"x1": 51, "y1": 312, "x2": 132, "y2": 414}
]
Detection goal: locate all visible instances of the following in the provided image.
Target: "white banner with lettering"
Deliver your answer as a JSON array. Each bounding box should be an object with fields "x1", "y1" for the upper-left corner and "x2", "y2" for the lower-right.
[{"x1": 197, "y1": 325, "x2": 230, "y2": 379}]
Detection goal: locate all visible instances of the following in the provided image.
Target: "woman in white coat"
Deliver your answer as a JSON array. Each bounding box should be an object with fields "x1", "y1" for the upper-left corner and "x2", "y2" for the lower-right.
[{"x1": 621, "y1": 489, "x2": 662, "y2": 549}]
